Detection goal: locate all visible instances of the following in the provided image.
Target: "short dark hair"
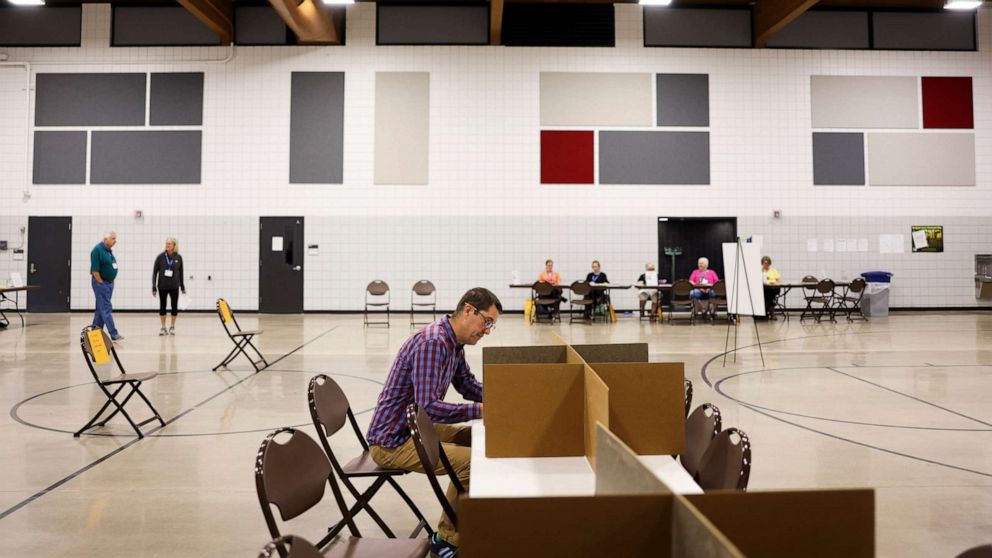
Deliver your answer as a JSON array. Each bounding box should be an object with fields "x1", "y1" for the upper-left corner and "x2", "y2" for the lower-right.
[
  {"x1": 592, "y1": 260, "x2": 600, "y2": 266},
  {"x1": 545, "y1": 259, "x2": 553, "y2": 265},
  {"x1": 455, "y1": 287, "x2": 503, "y2": 314}
]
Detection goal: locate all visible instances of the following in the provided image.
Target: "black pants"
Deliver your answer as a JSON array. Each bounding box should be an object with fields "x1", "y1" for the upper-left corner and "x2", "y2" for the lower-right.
[
  {"x1": 159, "y1": 288, "x2": 179, "y2": 316},
  {"x1": 763, "y1": 286, "x2": 781, "y2": 316}
]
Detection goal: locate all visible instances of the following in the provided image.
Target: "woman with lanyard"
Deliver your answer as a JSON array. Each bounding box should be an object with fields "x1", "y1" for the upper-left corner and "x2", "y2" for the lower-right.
[
  {"x1": 152, "y1": 237, "x2": 186, "y2": 336},
  {"x1": 584, "y1": 260, "x2": 610, "y2": 320}
]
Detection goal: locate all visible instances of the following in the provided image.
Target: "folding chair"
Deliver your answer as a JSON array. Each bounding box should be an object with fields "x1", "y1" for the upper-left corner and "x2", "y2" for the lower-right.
[
  {"x1": 75, "y1": 325, "x2": 165, "y2": 439},
  {"x1": 568, "y1": 281, "x2": 595, "y2": 324},
  {"x1": 531, "y1": 281, "x2": 561, "y2": 324},
  {"x1": 710, "y1": 280, "x2": 731, "y2": 323},
  {"x1": 213, "y1": 298, "x2": 268, "y2": 373},
  {"x1": 405, "y1": 404, "x2": 464, "y2": 531},
  {"x1": 365, "y1": 281, "x2": 390, "y2": 327},
  {"x1": 799, "y1": 275, "x2": 819, "y2": 321},
  {"x1": 668, "y1": 280, "x2": 695, "y2": 324},
  {"x1": 681, "y1": 403, "x2": 722, "y2": 480},
  {"x1": 684, "y1": 379, "x2": 693, "y2": 418},
  {"x1": 410, "y1": 280, "x2": 437, "y2": 327},
  {"x1": 255, "y1": 427, "x2": 430, "y2": 557},
  {"x1": 308, "y1": 375, "x2": 432, "y2": 540},
  {"x1": 697, "y1": 428, "x2": 752, "y2": 491},
  {"x1": 258, "y1": 534, "x2": 427, "y2": 558},
  {"x1": 808, "y1": 279, "x2": 837, "y2": 323},
  {"x1": 836, "y1": 278, "x2": 868, "y2": 322}
]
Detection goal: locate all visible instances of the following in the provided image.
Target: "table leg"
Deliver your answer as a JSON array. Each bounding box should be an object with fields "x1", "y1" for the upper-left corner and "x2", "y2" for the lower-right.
[{"x1": 15, "y1": 291, "x2": 24, "y2": 327}]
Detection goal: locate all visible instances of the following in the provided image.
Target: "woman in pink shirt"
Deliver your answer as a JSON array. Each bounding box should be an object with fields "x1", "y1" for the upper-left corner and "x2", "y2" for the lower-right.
[{"x1": 689, "y1": 257, "x2": 719, "y2": 318}]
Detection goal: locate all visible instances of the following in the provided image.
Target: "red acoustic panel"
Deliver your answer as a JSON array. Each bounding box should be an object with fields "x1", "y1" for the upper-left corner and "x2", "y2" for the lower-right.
[
  {"x1": 541, "y1": 131, "x2": 594, "y2": 184},
  {"x1": 922, "y1": 77, "x2": 973, "y2": 129}
]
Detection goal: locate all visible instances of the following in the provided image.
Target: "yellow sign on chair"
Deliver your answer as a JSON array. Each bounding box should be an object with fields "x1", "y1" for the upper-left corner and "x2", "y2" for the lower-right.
[
  {"x1": 87, "y1": 329, "x2": 111, "y2": 365},
  {"x1": 219, "y1": 300, "x2": 233, "y2": 324}
]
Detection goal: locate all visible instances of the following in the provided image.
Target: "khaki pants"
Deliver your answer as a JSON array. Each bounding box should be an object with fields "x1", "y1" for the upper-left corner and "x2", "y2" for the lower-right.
[{"x1": 369, "y1": 424, "x2": 472, "y2": 546}]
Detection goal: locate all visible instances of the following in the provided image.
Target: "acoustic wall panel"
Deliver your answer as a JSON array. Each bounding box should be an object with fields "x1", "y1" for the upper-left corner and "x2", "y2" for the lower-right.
[
  {"x1": 922, "y1": 77, "x2": 973, "y2": 129},
  {"x1": 377, "y1": 4, "x2": 488, "y2": 45},
  {"x1": 0, "y1": 6, "x2": 81, "y2": 46},
  {"x1": 90, "y1": 131, "x2": 202, "y2": 184},
  {"x1": 235, "y1": 5, "x2": 290, "y2": 45},
  {"x1": 35, "y1": 73, "x2": 146, "y2": 127},
  {"x1": 541, "y1": 131, "x2": 594, "y2": 184},
  {"x1": 540, "y1": 73, "x2": 652, "y2": 127},
  {"x1": 599, "y1": 131, "x2": 709, "y2": 185},
  {"x1": 150, "y1": 73, "x2": 204, "y2": 126},
  {"x1": 656, "y1": 74, "x2": 709, "y2": 127},
  {"x1": 868, "y1": 133, "x2": 975, "y2": 187},
  {"x1": 810, "y1": 76, "x2": 918, "y2": 129},
  {"x1": 767, "y1": 11, "x2": 869, "y2": 49},
  {"x1": 644, "y1": 8, "x2": 751, "y2": 48},
  {"x1": 374, "y1": 72, "x2": 429, "y2": 185},
  {"x1": 32, "y1": 131, "x2": 87, "y2": 185},
  {"x1": 290, "y1": 72, "x2": 345, "y2": 184},
  {"x1": 872, "y1": 12, "x2": 975, "y2": 51},
  {"x1": 113, "y1": 6, "x2": 222, "y2": 46},
  {"x1": 812, "y1": 133, "x2": 865, "y2": 186},
  {"x1": 502, "y1": 3, "x2": 614, "y2": 47}
]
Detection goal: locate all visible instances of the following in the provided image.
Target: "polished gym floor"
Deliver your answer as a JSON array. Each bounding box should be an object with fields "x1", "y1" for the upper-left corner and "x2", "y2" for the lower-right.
[{"x1": 0, "y1": 310, "x2": 989, "y2": 556}]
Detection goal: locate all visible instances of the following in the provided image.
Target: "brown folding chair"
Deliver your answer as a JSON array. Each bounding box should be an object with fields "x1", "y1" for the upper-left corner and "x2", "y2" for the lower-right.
[
  {"x1": 810, "y1": 279, "x2": 838, "y2": 323},
  {"x1": 405, "y1": 404, "x2": 464, "y2": 531},
  {"x1": 837, "y1": 278, "x2": 868, "y2": 322},
  {"x1": 255, "y1": 427, "x2": 430, "y2": 557},
  {"x1": 568, "y1": 280, "x2": 595, "y2": 323},
  {"x1": 258, "y1": 535, "x2": 323, "y2": 558},
  {"x1": 668, "y1": 279, "x2": 695, "y2": 324},
  {"x1": 365, "y1": 280, "x2": 390, "y2": 327},
  {"x1": 75, "y1": 325, "x2": 165, "y2": 439},
  {"x1": 799, "y1": 275, "x2": 819, "y2": 321},
  {"x1": 258, "y1": 534, "x2": 428, "y2": 558},
  {"x1": 681, "y1": 403, "x2": 722, "y2": 479},
  {"x1": 308, "y1": 375, "x2": 432, "y2": 540},
  {"x1": 684, "y1": 379, "x2": 693, "y2": 418},
  {"x1": 531, "y1": 281, "x2": 560, "y2": 324},
  {"x1": 710, "y1": 280, "x2": 730, "y2": 323},
  {"x1": 213, "y1": 298, "x2": 268, "y2": 373},
  {"x1": 697, "y1": 428, "x2": 752, "y2": 491},
  {"x1": 410, "y1": 280, "x2": 437, "y2": 327}
]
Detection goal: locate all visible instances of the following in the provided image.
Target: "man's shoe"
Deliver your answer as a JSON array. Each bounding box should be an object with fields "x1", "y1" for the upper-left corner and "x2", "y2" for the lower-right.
[
  {"x1": 159, "y1": 328, "x2": 168, "y2": 336},
  {"x1": 430, "y1": 534, "x2": 458, "y2": 558},
  {"x1": 111, "y1": 334, "x2": 124, "y2": 341}
]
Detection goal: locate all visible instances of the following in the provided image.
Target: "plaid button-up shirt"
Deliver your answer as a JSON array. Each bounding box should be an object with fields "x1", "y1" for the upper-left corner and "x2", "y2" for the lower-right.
[{"x1": 367, "y1": 316, "x2": 483, "y2": 448}]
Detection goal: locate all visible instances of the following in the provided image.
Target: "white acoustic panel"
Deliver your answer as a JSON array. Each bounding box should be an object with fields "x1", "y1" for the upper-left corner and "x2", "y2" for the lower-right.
[
  {"x1": 540, "y1": 72, "x2": 652, "y2": 127},
  {"x1": 811, "y1": 76, "x2": 919, "y2": 129},
  {"x1": 375, "y1": 72, "x2": 430, "y2": 185},
  {"x1": 868, "y1": 133, "x2": 975, "y2": 186}
]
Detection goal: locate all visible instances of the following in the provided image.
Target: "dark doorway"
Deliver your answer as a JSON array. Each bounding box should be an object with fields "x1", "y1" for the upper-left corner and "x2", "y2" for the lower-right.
[
  {"x1": 27, "y1": 216, "x2": 73, "y2": 312},
  {"x1": 657, "y1": 217, "x2": 737, "y2": 284},
  {"x1": 259, "y1": 217, "x2": 304, "y2": 313}
]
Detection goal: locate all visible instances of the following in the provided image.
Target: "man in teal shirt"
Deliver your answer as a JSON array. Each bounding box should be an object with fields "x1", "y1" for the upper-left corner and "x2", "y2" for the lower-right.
[{"x1": 90, "y1": 231, "x2": 122, "y2": 341}]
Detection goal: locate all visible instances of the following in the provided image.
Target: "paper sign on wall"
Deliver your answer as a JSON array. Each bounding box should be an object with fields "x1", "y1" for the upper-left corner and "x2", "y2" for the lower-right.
[
  {"x1": 87, "y1": 329, "x2": 111, "y2": 365},
  {"x1": 271, "y1": 236, "x2": 283, "y2": 251},
  {"x1": 807, "y1": 239, "x2": 818, "y2": 252}
]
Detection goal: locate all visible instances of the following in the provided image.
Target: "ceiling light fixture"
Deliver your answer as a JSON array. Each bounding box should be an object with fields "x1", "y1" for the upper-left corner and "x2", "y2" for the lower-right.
[
  {"x1": 639, "y1": 0, "x2": 673, "y2": 5},
  {"x1": 7, "y1": 0, "x2": 46, "y2": 5},
  {"x1": 945, "y1": 0, "x2": 982, "y2": 10}
]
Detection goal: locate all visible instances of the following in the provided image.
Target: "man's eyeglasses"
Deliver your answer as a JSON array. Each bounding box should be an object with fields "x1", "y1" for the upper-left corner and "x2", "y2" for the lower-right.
[{"x1": 467, "y1": 304, "x2": 496, "y2": 331}]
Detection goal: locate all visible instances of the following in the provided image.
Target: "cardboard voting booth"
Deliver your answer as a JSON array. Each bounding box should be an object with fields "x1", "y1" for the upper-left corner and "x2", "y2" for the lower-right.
[
  {"x1": 460, "y1": 425, "x2": 875, "y2": 558},
  {"x1": 481, "y1": 341, "x2": 685, "y2": 463}
]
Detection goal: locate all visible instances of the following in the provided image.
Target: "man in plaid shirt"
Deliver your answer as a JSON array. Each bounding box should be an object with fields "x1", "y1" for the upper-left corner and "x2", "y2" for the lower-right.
[{"x1": 368, "y1": 287, "x2": 502, "y2": 554}]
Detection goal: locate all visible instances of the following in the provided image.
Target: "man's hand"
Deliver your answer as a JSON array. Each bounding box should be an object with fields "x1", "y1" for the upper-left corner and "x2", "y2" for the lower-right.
[{"x1": 152, "y1": 290, "x2": 157, "y2": 297}]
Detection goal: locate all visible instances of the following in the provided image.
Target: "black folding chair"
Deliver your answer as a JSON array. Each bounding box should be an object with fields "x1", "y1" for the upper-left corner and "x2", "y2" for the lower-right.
[
  {"x1": 799, "y1": 275, "x2": 819, "y2": 321},
  {"x1": 668, "y1": 280, "x2": 695, "y2": 324},
  {"x1": 405, "y1": 404, "x2": 464, "y2": 531},
  {"x1": 568, "y1": 281, "x2": 595, "y2": 323},
  {"x1": 75, "y1": 325, "x2": 165, "y2": 439},
  {"x1": 308, "y1": 375, "x2": 432, "y2": 540},
  {"x1": 531, "y1": 281, "x2": 561, "y2": 324},
  {"x1": 809, "y1": 279, "x2": 838, "y2": 323},
  {"x1": 837, "y1": 278, "x2": 868, "y2": 322},
  {"x1": 213, "y1": 298, "x2": 268, "y2": 373}
]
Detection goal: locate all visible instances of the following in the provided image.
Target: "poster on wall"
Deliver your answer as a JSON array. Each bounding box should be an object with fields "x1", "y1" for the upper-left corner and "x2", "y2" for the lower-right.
[{"x1": 911, "y1": 226, "x2": 943, "y2": 253}]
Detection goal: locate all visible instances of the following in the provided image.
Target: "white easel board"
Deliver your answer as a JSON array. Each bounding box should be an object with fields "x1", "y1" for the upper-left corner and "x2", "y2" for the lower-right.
[{"x1": 721, "y1": 242, "x2": 765, "y2": 316}]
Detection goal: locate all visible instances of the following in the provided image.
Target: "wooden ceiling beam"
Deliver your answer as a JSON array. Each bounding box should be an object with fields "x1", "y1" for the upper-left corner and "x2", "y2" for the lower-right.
[
  {"x1": 177, "y1": 0, "x2": 234, "y2": 45},
  {"x1": 491, "y1": 0, "x2": 505, "y2": 45},
  {"x1": 752, "y1": 0, "x2": 819, "y2": 48},
  {"x1": 267, "y1": 0, "x2": 342, "y2": 45}
]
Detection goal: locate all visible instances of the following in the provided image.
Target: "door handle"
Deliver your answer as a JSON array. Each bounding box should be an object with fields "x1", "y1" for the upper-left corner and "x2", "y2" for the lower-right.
[
  {"x1": 292, "y1": 266, "x2": 302, "y2": 271},
  {"x1": 30, "y1": 263, "x2": 37, "y2": 274}
]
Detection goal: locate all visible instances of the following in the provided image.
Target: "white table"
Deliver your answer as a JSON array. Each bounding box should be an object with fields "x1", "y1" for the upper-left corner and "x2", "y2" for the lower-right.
[{"x1": 469, "y1": 423, "x2": 702, "y2": 497}]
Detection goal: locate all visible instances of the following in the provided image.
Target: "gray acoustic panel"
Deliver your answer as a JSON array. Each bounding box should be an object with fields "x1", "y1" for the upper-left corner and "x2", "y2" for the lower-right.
[
  {"x1": 872, "y1": 12, "x2": 975, "y2": 51},
  {"x1": 113, "y1": 6, "x2": 222, "y2": 46},
  {"x1": 656, "y1": 74, "x2": 709, "y2": 127},
  {"x1": 290, "y1": 72, "x2": 344, "y2": 184},
  {"x1": 150, "y1": 73, "x2": 204, "y2": 126},
  {"x1": 35, "y1": 73, "x2": 146, "y2": 127},
  {"x1": 599, "y1": 131, "x2": 709, "y2": 185},
  {"x1": 235, "y1": 5, "x2": 289, "y2": 45},
  {"x1": 33, "y1": 131, "x2": 87, "y2": 185},
  {"x1": 812, "y1": 133, "x2": 865, "y2": 186},
  {"x1": 0, "y1": 6, "x2": 81, "y2": 46},
  {"x1": 377, "y1": 4, "x2": 488, "y2": 45},
  {"x1": 767, "y1": 11, "x2": 869, "y2": 49},
  {"x1": 644, "y1": 8, "x2": 751, "y2": 48},
  {"x1": 90, "y1": 131, "x2": 202, "y2": 184}
]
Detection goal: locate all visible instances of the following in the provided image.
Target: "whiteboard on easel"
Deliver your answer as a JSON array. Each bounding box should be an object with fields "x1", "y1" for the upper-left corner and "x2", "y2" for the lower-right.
[{"x1": 721, "y1": 242, "x2": 765, "y2": 316}]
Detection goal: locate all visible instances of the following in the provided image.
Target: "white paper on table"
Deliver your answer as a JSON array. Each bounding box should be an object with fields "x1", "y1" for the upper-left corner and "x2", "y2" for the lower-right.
[
  {"x1": 912, "y1": 230, "x2": 929, "y2": 250},
  {"x1": 271, "y1": 236, "x2": 283, "y2": 251},
  {"x1": 858, "y1": 239, "x2": 869, "y2": 252},
  {"x1": 807, "y1": 239, "x2": 818, "y2": 252},
  {"x1": 721, "y1": 243, "x2": 765, "y2": 316},
  {"x1": 823, "y1": 239, "x2": 835, "y2": 252}
]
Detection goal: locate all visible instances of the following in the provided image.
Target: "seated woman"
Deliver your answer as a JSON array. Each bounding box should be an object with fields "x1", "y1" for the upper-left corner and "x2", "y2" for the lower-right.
[
  {"x1": 536, "y1": 259, "x2": 563, "y2": 317},
  {"x1": 761, "y1": 256, "x2": 781, "y2": 320},
  {"x1": 689, "y1": 257, "x2": 720, "y2": 318},
  {"x1": 585, "y1": 260, "x2": 609, "y2": 319}
]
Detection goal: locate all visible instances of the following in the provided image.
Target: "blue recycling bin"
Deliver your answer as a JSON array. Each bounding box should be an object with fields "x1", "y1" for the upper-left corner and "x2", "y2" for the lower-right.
[{"x1": 860, "y1": 271, "x2": 893, "y2": 316}]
